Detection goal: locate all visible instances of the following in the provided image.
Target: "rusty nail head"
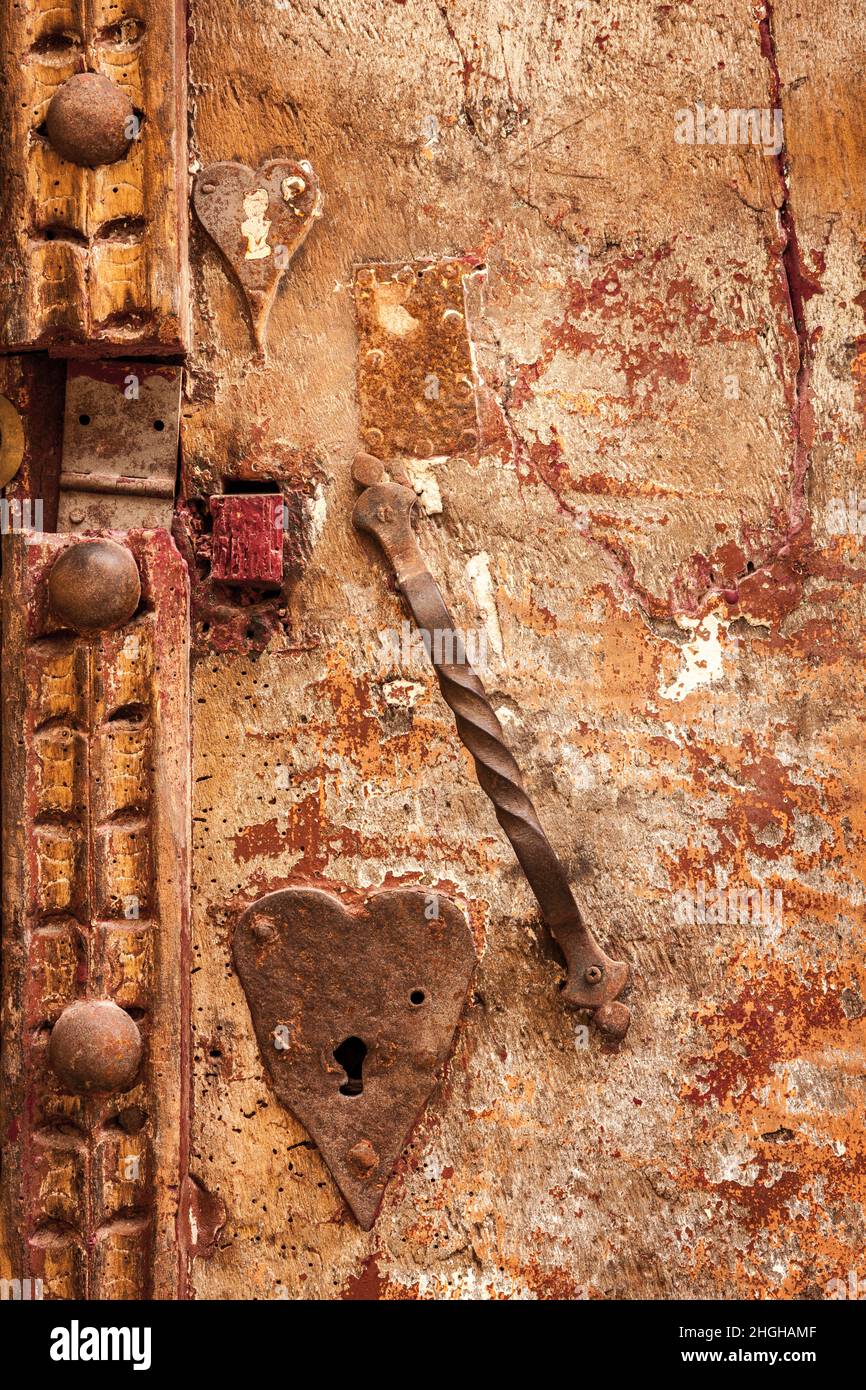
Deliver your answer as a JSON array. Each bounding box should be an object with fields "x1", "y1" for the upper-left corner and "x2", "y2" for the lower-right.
[
  {"x1": 347, "y1": 1139, "x2": 379, "y2": 1178},
  {"x1": 45, "y1": 72, "x2": 134, "y2": 168},
  {"x1": 48, "y1": 1000, "x2": 143, "y2": 1094},
  {"x1": 48, "y1": 539, "x2": 141, "y2": 634},
  {"x1": 352, "y1": 453, "x2": 387, "y2": 488},
  {"x1": 584, "y1": 965, "x2": 603, "y2": 985},
  {"x1": 593, "y1": 1000, "x2": 632, "y2": 1043}
]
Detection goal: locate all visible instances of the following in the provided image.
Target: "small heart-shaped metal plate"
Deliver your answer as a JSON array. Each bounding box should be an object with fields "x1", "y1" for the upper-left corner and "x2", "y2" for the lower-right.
[
  {"x1": 193, "y1": 159, "x2": 323, "y2": 350},
  {"x1": 233, "y1": 888, "x2": 476, "y2": 1229}
]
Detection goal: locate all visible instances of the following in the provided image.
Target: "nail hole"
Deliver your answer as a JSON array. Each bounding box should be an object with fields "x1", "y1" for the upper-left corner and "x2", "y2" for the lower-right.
[
  {"x1": 153, "y1": 419, "x2": 165, "y2": 431},
  {"x1": 410, "y1": 990, "x2": 426, "y2": 1005},
  {"x1": 333, "y1": 1035, "x2": 366, "y2": 1097},
  {"x1": 78, "y1": 413, "x2": 91, "y2": 426}
]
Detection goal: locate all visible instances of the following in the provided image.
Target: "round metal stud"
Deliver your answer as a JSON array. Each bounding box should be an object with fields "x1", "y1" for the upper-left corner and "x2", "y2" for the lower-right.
[
  {"x1": 48, "y1": 1000, "x2": 143, "y2": 1094},
  {"x1": 48, "y1": 539, "x2": 141, "y2": 634},
  {"x1": 44, "y1": 72, "x2": 134, "y2": 168}
]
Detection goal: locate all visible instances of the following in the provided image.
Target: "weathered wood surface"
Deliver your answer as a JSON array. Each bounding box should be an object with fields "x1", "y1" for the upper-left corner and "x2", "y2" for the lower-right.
[
  {"x1": 179, "y1": 0, "x2": 866, "y2": 1299},
  {"x1": 0, "y1": 531, "x2": 191, "y2": 1299},
  {"x1": 0, "y1": 0, "x2": 188, "y2": 354}
]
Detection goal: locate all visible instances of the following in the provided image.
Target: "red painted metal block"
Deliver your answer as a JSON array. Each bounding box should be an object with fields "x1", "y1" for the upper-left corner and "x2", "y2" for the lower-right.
[{"x1": 209, "y1": 494, "x2": 284, "y2": 585}]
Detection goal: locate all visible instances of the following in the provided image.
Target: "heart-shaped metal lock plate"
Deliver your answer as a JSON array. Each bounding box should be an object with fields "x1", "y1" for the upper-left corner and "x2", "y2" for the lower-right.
[
  {"x1": 193, "y1": 158, "x2": 323, "y2": 349},
  {"x1": 233, "y1": 888, "x2": 476, "y2": 1228}
]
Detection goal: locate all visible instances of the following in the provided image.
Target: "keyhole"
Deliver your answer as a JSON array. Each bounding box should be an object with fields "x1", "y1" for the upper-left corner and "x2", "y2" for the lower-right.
[{"x1": 333, "y1": 1036, "x2": 367, "y2": 1097}]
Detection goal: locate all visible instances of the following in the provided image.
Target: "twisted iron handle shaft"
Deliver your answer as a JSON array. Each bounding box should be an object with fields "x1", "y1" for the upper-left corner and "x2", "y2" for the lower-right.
[{"x1": 353, "y1": 464, "x2": 631, "y2": 1040}]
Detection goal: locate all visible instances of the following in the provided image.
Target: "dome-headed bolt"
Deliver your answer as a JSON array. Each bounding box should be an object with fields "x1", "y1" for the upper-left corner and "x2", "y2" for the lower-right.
[
  {"x1": 48, "y1": 539, "x2": 141, "y2": 634},
  {"x1": 346, "y1": 1139, "x2": 378, "y2": 1178},
  {"x1": 48, "y1": 1000, "x2": 143, "y2": 1094},
  {"x1": 45, "y1": 73, "x2": 135, "y2": 168}
]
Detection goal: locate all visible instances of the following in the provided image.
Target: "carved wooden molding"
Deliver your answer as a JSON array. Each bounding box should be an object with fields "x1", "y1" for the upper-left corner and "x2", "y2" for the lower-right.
[
  {"x1": 0, "y1": 529, "x2": 190, "y2": 1298},
  {"x1": 0, "y1": 1, "x2": 189, "y2": 355}
]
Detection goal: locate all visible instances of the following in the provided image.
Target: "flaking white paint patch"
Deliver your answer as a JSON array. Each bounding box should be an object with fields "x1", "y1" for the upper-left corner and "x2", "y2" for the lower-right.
[
  {"x1": 405, "y1": 458, "x2": 443, "y2": 515},
  {"x1": 381, "y1": 678, "x2": 426, "y2": 708},
  {"x1": 303, "y1": 483, "x2": 327, "y2": 550},
  {"x1": 465, "y1": 551, "x2": 504, "y2": 658},
  {"x1": 659, "y1": 612, "x2": 725, "y2": 701}
]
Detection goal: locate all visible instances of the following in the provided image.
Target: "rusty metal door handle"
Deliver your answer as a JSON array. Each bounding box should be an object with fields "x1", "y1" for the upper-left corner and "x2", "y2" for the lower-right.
[{"x1": 352, "y1": 456, "x2": 631, "y2": 1041}]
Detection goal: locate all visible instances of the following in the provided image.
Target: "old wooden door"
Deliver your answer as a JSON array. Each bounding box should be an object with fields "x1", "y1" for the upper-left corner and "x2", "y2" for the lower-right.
[{"x1": 1, "y1": 0, "x2": 864, "y2": 1304}]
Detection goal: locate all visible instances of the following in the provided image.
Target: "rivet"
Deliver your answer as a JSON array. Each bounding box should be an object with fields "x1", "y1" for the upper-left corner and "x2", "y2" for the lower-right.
[
  {"x1": 365, "y1": 348, "x2": 384, "y2": 368},
  {"x1": 48, "y1": 1000, "x2": 142, "y2": 1094},
  {"x1": 352, "y1": 454, "x2": 387, "y2": 487},
  {"x1": 281, "y1": 174, "x2": 306, "y2": 201},
  {"x1": 459, "y1": 428, "x2": 478, "y2": 448},
  {"x1": 364, "y1": 427, "x2": 384, "y2": 449},
  {"x1": 346, "y1": 1139, "x2": 378, "y2": 1177},
  {"x1": 44, "y1": 72, "x2": 134, "y2": 168},
  {"x1": 442, "y1": 308, "x2": 464, "y2": 328},
  {"x1": 48, "y1": 539, "x2": 141, "y2": 634}
]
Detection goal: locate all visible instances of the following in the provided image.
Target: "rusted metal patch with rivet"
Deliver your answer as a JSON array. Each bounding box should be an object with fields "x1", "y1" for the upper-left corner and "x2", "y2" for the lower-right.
[
  {"x1": 354, "y1": 258, "x2": 483, "y2": 460},
  {"x1": 58, "y1": 361, "x2": 182, "y2": 533},
  {"x1": 233, "y1": 888, "x2": 476, "y2": 1229}
]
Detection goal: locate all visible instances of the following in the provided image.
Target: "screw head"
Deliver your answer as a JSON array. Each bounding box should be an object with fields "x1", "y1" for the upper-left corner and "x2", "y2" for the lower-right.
[
  {"x1": 48, "y1": 539, "x2": 141, "y2": 634},
  {"x1": 584, "y1": 965, "x2": 603, "y2": 986},
  {"x1": 45, "y1": 72, "x2": 134, "y2": 167},
  {"x1": 48, "y1": 1000, "x2": 143, "y2": 1094}
]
